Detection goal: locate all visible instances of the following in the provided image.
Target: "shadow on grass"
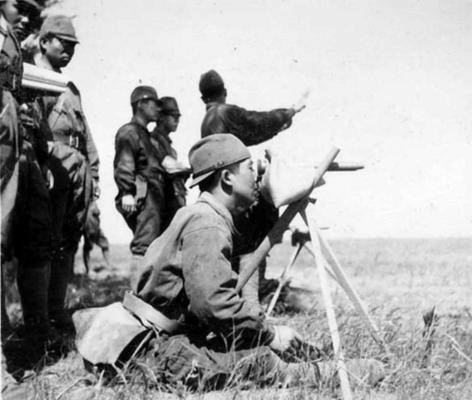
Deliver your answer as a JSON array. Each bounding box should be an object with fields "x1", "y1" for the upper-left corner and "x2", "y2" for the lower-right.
[{"x1": 66, "y1": 273, "x2": 130, "y2": 312}]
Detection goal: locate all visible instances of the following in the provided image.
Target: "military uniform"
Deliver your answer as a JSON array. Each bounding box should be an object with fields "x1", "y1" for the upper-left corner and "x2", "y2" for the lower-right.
[
  {"x1": 0, "y1": 13, "x2": 22, "y2": 260},
  {"x1": 199, "y1": 71, "x2": 294, "y2": 309},
  {"x1": 32, "y1": 15, "x2": 99, "y2": 328},
  {"x1": 114, "y1": 117, "x2": 167, "y2": 256},
  {"x1": 74, "y1": 135, "x2": 385, "y2": 390},
  {"x1": 40, "y1": 84, "x2": 99, "y2": 248},
  {"x1": 1, "y1": 8, "x2": 57, "y2": 354},
  {"x1": 134, "y1": 192, "x2": 310, "y2": 389},
  {"x1": 150, "y1": 97, "x2": 187, "y2": 228},
  {"x1": 199, "y1": 69, "x2": 295, "y2": 145},
  {"x1": 41, "y1": 82, "x2": 99, "y2": 323},
  {"x1": 1, "y1": 14, "x2": 22, "y2": 333},
  {"x1": 201, "y1": 102, "x2": 295, "y2": 146},
  {"x1": 150, "y1": 127, "x2": 186, "y2": 225}
]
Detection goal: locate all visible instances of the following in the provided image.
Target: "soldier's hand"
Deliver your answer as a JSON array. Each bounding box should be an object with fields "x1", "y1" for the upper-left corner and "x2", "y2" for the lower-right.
[
  {"x1": 161, "y1": 155, "x2": 191, "y2": 176},
  {"x1": 121, "y1": 194, "x2": 137, "y2": 214},
  {"x1": 269, "y1": 325, "x2": 302, "y2": 353},
  {"x1": 41, "y1": 166, "x2": 54, "y2": 190},
  {"x1": 292, "y1": 89, "x2": 310, "y2": 114}
]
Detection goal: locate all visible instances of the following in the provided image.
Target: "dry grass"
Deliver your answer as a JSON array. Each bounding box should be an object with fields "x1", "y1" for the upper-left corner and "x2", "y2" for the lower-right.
[{"x1": 2, "y1": 238, "x2": 471, "y2": 399}]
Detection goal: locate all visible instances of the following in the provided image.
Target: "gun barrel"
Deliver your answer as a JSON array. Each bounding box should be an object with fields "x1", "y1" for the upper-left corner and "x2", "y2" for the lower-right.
[
  {"x1": 21, "y1": 63, "x2": 69, "y2": 94},
  {"x1": 325, "y1": 162, "x2": 364, "y2": 171}
]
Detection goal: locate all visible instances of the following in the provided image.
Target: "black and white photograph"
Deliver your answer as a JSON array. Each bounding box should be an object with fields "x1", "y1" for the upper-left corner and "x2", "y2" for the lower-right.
[{"x1": 1, "y1": 0, "x2": 471, "y2": 398}]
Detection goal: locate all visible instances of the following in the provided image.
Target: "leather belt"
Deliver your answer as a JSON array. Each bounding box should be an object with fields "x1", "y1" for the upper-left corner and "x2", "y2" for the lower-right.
[{"x1": 122, "y1": 291, "x2": 181, "y2": 334}]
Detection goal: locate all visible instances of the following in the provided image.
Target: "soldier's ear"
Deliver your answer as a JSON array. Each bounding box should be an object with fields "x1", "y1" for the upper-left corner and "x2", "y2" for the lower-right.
[
  {"x1": 220, "y1": 168, "x2": 233, "y2": 188},
  {"x1": 39, "y1": 36, "x2": 51, "y2": 53},
  {"x1": 39, "y1": 37, "x2": 46, "y2": 51}
]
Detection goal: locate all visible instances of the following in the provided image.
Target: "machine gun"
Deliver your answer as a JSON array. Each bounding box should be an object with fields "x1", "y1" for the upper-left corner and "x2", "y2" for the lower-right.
[{"x1": 239, "y1": 148, "x2": 385, "y2": 400}]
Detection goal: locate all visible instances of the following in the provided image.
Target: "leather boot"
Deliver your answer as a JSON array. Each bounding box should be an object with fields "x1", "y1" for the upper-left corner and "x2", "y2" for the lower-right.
[{"x1": 48, "y1": 249, "x2": 74, "y2": 334}]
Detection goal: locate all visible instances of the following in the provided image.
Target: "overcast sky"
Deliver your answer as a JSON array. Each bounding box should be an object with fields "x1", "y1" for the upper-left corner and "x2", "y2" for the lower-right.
[{"x1": 49, "y1": 0, "x2": 472, "y2": 242}]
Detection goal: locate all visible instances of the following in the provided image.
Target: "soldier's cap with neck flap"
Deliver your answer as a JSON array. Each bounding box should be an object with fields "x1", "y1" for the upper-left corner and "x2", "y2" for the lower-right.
[
  {"x1": 40, "y1": 14, "x2": 78, "y2": 43},
  {"x1": 188, "y1": 133, "x2": 251, "y2": 188}
]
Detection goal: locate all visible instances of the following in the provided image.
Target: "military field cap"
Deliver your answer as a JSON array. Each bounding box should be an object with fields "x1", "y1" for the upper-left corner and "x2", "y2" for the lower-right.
[
  {"x1": 199, "y1": 69, "x2": 225, "y2": 98},
  {"x1": 40, "y1": 15, "x2": 79, "y2": 43},
  {"x1": 188, "y1": 133, "x2": 251, "y2": 188},
  {"x1": 18, "y1": 0, "x2": 44, "y2": 13},
  {"x1": 130, "y1": 85, "x2": 160, "y2": 105},
  {"x1": 160, "y1": 97, "x2": 181, "y2": 116}
]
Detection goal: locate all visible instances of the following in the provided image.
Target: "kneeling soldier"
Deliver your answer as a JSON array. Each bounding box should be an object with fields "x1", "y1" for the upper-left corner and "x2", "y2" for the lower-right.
[{"x1": 75, "y1": 134, "x2": 385, "y2": 390}]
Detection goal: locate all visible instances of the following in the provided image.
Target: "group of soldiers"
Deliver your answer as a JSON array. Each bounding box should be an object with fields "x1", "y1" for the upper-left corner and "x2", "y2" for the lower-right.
[
  {"x1": 1, "y1": 0, "x2": 100, "y2": 365},
  {"x1": 2, "y1": 0, "x2": 386, "y2": 392}
]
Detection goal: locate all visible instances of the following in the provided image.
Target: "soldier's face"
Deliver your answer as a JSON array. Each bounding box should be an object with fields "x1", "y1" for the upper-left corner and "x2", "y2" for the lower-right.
[
  {"x1": 229, "y1": 159, "x2": 258, "y2": 209},
  {"x1": 13, "y1": 2, "x2": 41, "y2": 42},
  {"x1": 13, "y1": 14, "x2": 29, "y2": 41},
  {"x1": 1, "y1": 0, "x2": 19, "y2": 24},
  {"x1": 141, "y1": 99, "x2": 161, "y2": 122},
  {"x1": 42, "y1": 36, "x2": 76, "y2": 68},
  {"x1": 162, "y1": 114, "x2": 180, "y2": 133}
]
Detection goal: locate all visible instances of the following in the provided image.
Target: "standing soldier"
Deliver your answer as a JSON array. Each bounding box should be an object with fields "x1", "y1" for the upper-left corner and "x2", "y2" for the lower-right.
[
  {"x1": 199, "y1": 69, "x2": 305, "y2": 311},
  {"x1": 114, "y1": 86, "x2": 164, "y2": 281},
  {"x1": 2, "y1": 0, "x2": 62, "y2": 374},
  {"x1": 150, "y1": 96, "x2": 189, "y2": 228},
  {"x1": 1, "y1": 0, "x2": 24, "y2": 337},
  {"x1": 32, "y1": 15, "x2": 99, "y2": 333},
  {"x1": 200, "y1": 69, "x2": 303, "y2": 144}
]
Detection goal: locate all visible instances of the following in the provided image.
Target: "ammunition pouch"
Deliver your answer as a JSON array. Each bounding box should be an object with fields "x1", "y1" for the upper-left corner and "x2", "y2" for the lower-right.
[{"x1": 0, "y1": 63, "x2": 19, "y2": 93}]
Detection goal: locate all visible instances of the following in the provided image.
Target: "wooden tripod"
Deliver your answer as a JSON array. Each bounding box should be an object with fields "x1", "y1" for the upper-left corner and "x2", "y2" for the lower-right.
[{"x1": 237, "y1": 147, "x2": 386, "y2": 399}]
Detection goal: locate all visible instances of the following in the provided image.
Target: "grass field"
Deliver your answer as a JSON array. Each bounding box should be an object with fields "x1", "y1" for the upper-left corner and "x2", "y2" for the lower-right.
[{"x1": 2, "y1": 238, "x2": 471, "y2": 399}]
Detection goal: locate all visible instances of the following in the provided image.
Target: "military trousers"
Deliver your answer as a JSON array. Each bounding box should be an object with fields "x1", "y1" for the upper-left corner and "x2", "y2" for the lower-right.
[
  {"x1": 48, "y1": 141, "x2": 91, "y2": 254},
  {"x1": 138, "y1": 333, "x2": 318, "y2": 391},
  {"x1": 12, "y1": 141, "x2": 52, "y2": 264},
  {"x1": 117, "y1": 188, "x2": 168, "y2": 256}
]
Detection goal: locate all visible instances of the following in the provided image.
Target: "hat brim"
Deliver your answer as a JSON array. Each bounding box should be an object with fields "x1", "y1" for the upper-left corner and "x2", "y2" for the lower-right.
[
  {"x1": 189, "y1": 171, "x2": 215, "y2": 188},
  {"x1": 163, "y1": 111, "x2": 181, "y2": 117},
  {"x1": 55, "y1": 34, "x2": 80, "y2": 44},
  {"x1": 19, "y1": 0, "x2": 43, "y2": 12},
  {"x1": 189, "y1": 154, "x2": 250, "y2": 189}
]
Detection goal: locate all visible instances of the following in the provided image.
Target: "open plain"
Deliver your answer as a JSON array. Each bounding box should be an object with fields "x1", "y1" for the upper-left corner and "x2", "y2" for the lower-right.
[{"x1": 2, "y1": 238, "x2": 471, "y2": 399}]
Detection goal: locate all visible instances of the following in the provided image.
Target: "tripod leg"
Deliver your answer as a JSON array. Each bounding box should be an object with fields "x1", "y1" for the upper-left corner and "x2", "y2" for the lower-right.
[
  {"x1": 300, "y1": 208, "x2": 353, "y2": 400},
  {"x1": 303, "y1": 244, "x2": 339, "y2": 282},
  {"x1": 313, "y1": 223, "x2": 387, "y2": 350},
  {"x1": 266, "y1": 242, "x2": 303, "y2": 317}
]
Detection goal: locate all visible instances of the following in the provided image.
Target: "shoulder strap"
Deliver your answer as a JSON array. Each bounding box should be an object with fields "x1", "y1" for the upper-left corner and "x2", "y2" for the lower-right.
[{"x1": 0, "y1": 16, "x2": 9, "y2": 53}]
